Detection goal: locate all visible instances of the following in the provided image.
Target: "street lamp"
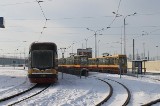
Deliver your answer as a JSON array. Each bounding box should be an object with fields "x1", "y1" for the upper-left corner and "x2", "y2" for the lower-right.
[
  {"x1": 60, "y1": 48, "x2": 66, "y2": 58},
  {"x1": 85, "y1": 38, "x2": 88, "y2": 48},
  {"x1": 72, "y1": 42, "x2": 75, "y2": 54},
  {"x1": 86, "y1": 28, "x2": 104, "y2": 58},
  {"x1": 124, "y1": 13, "x2": 137, "y2": 55},
  {"x1": 113, "y1": 12, "x2": 137, "y2": 55}
]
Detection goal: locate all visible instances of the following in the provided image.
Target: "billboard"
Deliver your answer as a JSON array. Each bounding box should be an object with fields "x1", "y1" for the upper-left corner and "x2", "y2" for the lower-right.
[{"x1": 77, "y1": 48, "x2": 92, "y2": 58}]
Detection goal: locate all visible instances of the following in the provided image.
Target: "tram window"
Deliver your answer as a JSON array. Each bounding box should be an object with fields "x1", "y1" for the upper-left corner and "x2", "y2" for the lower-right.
[
  {"x1": 109, "y1": 58, "x2": 114, "y2": 65},
  {"x1": 98, "y1": 58, "x2": 102, "y2": 65},
  {"x1": 32, "y1": 50, "x2": 53, "y2": 69},
  {"x1": 62, "y1": 59, "x2": 66, "y2": 64},
  {"x1": 114, "y1": 58, "x2": 119, "y2": 65},
  {"x1": 91, "y1": 59, "x2": 96, "y2": 65},
  {"x1": 105, "y1": 58, "x2": 109, "y2": 65},
  {"x1": 119, "y1": 57, "x2": 127, "y2": 65},
  {"x1": 74, "y1": 59, "x2": 78, "y2": 65},
  {"x1": 121, "y1": 58, "x2": 126, "y2": 65},
  {"x1": 116, "y1": 58, "x2": 119, "y2": 65},
  {"x1": 100, "y1": 58, "x2": 105, "y2": 65},
  {"x1": 103, "y1": 58, "x2": 106, "y2": 65},
  {"x1": 81, "y1": 57, "x2": 87, "y2": 62},
  {"x1": 80, "y1": 57, "x2": 88, "y2": 65}
]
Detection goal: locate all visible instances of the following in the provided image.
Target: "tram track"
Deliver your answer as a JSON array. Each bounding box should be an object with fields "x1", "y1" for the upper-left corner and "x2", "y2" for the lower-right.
[
  {"x1": 90, "y1": 75, "x2": 131, "y2": 106},
  {"x1": 96, "y1": 79, "x2": 113, "y2": 106},
  {"x1": 0, "y1": 84, "x2": 51, "y2": 106},
  {"x1": 140, "y1": 75, "x2": 160, "y2": 106},
  {"x1": 124, "y1": 73, "x2": 160, "y2": 106},
  {"x1": 104, "y1": 78, "x2": 131, "y2": 106},
  {"x1": 0, "y1": 77, "x2": 27, "y2": 94},
  {"x1": 126, "y1": 73, "x2": 160, "y2": 105},
  {"x1": 8, "y1": 84, "x2": 51, "y2": 106},
  {"x1": 0, "y1": 78, "x2": 35, "y2": 102},
  {"x1": 0, "y1": 84, "x2": 37, "y2": 103}
]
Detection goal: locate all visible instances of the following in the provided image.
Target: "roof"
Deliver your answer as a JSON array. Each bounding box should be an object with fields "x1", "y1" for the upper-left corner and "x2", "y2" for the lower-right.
[{"x1": 29, "y1": 42, "x2": 57, "y2": 52}]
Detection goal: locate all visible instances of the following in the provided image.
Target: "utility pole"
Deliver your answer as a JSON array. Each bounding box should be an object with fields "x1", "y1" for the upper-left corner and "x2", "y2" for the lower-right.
[
  {"x1": 133, "y1": 39, "x2": 135, "y2": 60},
  {"x1": 60, "y1": 48, "x2": 66, "y2": 58},
  {"x1": 86, "y1": 28, "x2": 103, "y2": 58},
  {"x1": 86, "y1": 27, "x2": 110, "y2": 58},
  {"x1": 60, "y1": 47, "x2": 66, "y2": 79},
  {"x1": 85, "y1": 38, "x2": 88, "y2": 49},
  {"x1": 112, "y1": 12, "x2": 137, "y2": 55},
  {"x1": 123, "y1": 13, "x2": 137, "y2": 55}
]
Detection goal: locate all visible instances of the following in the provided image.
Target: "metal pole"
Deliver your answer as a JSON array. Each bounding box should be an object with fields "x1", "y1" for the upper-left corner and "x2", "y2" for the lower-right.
[
  {"x1": 133, "y1": 39, "x2": 135, "y2": 60},
  {"x1": 121, "y1": 26, "x2": 123, "y2": 54},
  {"x1": 85, "y1": 38, "x2": 88, "y2": 49},
  {"x1": 143, "y1": 42, "x2": 145, "y2": 59},
  {"x1": 124, "y1": 18, "x2": 126, "y2": 55},
  {"x1": 156, "y1": 46, "x2": 158, "y2": 60},
  {"x1": 95, "y1": 33, "x2": 97, "y2": 58},
  {"x1": 60, "y1": 48, "x2": 66, "y2": 79},
  {"x1": 98, "y1": 40, "x2": 100, "y2": 57}
]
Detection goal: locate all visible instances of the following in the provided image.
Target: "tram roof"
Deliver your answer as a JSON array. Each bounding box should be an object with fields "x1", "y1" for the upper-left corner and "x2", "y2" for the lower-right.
[
  {"x1": 89, "y1": 54, "x2": 126, "y2": 59},
  {"x1": 29, "y1": 42, "x2": 57, "y2": 52}
]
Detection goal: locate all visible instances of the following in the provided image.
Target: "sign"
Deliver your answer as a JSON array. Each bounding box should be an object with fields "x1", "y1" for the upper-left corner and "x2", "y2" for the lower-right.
[{"x1": 0, "y1": 17, "x2": 5, "y2": 28}]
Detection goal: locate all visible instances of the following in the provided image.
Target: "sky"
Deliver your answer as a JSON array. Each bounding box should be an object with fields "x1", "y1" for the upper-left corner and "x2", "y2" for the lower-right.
[{"x1": 1, "y1": 0, "x2": 160, "y2": 59}]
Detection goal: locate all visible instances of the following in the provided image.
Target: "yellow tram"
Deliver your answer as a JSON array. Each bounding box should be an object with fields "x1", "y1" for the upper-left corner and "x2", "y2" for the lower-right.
[
  {"x1": 88, "y1": 54, "x2": 127, "y2": 74},
  {"x1": 28, "y1": 42, "x2": 58, "y2": 83}
]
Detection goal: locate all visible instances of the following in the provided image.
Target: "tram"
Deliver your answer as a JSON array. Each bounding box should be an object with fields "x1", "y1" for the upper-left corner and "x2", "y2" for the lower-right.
[
  {"x1": 28, "y1": 42, "x2": 58, "y2": 83},
  {"x1": 58, "y1": 55, "x2": 88, "y2": 76},
  {"x1": 88, "y1": 54, "x2": 127, "y2": 74}
]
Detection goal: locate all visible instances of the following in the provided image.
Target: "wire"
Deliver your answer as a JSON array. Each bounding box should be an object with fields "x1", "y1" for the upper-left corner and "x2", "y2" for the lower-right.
[
  {"x1": 35, "y1": 0, "x2": 50, "y2": 41},
  {"x1": 116, "y1": 0, "x2": 122, "y2": 13},
  {"x1": 0, "y1": 1, "x2": 36, "y2": 6},
  {"x1": 36, "y1": 0, "x2": 48, "y2": 20},
  {"x1": 104, "y1": 0, "x2": 122, "y2": 29},
  {"x1": 138, "y1": 13, "x2": 160, "y2": 16}
]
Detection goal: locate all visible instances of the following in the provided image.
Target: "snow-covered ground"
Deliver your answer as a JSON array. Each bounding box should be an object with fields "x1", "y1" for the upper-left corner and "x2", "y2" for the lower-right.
[{"x1": 0, "y1": 67, "x2": 159, "y2": 106}]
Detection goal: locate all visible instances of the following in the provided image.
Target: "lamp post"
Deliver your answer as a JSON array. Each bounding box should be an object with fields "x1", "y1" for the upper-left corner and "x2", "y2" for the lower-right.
[
  {"x1": 60, "y1": 48, "x2": 66, "y2": 58},
  {"x1": 113, "y1": 12, "x2": 137, "y2": 55},
  {"x1": 98, "y1": 40, "x2": 100, "y2": 57},
  {"x1": 124, "y1": 13, "x2": 137, "y2": 55},
  {"x1": 72, "y1": 42, "x2": 75, "y2": 54},
  {"x1": 156, "y1": 46, "x2": 158, "y2": 60},
  {"x1": 0, "y1": 49, "x2": 3, "y2": 66},
  {"x1": 143, "y1": 42, "x2": 145, "y2": 59},
  {"x1": 60, "y1": 47, "x2": 66, "y2": 79},
  {"x1": 86, "y1": 28, "x2": 104, "y2": 58},
  {"x1": 85, "y1": 38, "x2": 88, "y2": 49}
]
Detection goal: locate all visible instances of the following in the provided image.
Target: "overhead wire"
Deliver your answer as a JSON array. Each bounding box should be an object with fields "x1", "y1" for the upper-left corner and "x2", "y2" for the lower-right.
[
  {"x1": 36, "y1": 0, "x2": 47, "y2": 20},
  {"x1": 63, "y1": 0, "x2": 123, "y2": 54},
  {"x1": 0, "y1": 1, "x2": 36, "y2": 6},
  {"x1": 5, "y1": 15, "x2": 114, "y2": 21},
  {"x1": 35, "y1": 0, "x2": 50, "y2": 40},
  {"x1": 106, "y1": 0, "x2": 122, "y2": 28}
]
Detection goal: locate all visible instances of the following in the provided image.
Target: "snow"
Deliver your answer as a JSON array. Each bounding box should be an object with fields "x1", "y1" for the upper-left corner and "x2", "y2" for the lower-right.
[{"x1": 0, "y1": 67, "x2": 159, "y2": 106}]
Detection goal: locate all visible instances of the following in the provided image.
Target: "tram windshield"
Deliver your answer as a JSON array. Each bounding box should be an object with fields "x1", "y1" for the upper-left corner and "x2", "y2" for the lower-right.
[
  {"x1": 119, "y1": 57, "x2": 127, "y2": 66},
  {"x1": 31, "y1": 50, "x2": 53, "y2": 69},
  {"x1": 80, "y1": 56, "x2": 88, "y2": 65}
]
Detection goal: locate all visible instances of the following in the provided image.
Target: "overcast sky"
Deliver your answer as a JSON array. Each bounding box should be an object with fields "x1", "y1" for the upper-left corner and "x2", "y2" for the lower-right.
[{"x1": 0, "y1": 0, "x2": 160, "y2": 59}]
